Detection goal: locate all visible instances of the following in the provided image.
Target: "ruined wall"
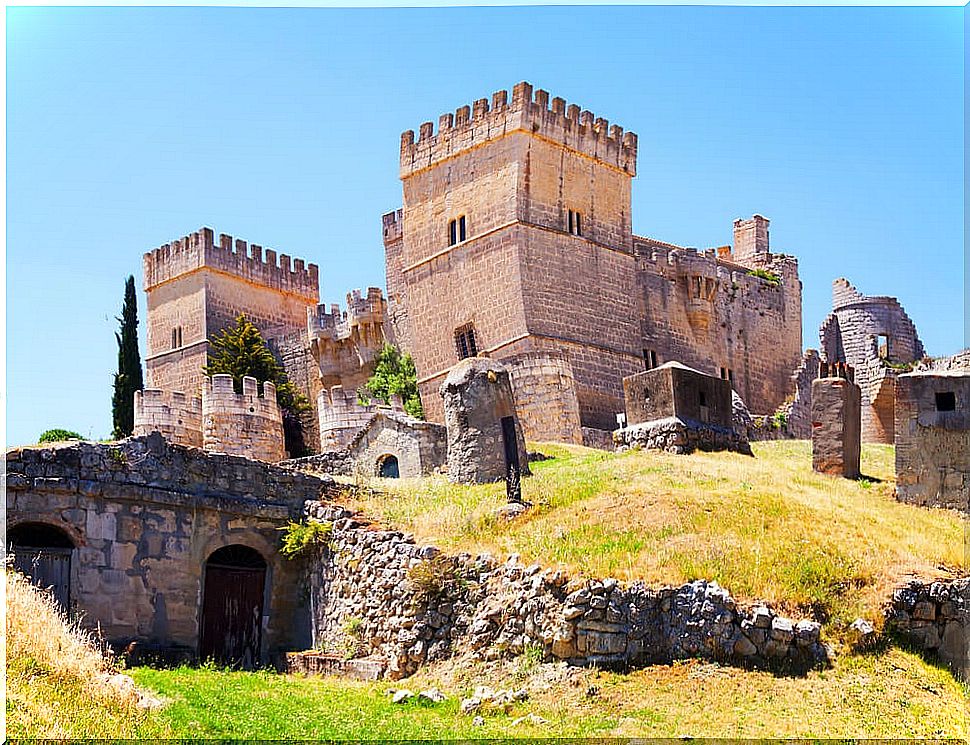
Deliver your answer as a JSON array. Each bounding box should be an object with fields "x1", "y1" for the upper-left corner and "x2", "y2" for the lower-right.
[
  {"x1": 133, "y1": 389, "x2": 203, "y2": 448},
  {"x1": 886, "y1": 577, "x2": 969, "y2": 681},
  {"x1": 777, "y1": 349, "x2": 821, "y2": 439},
  {"x1": 5, "y1": 436, "x2": 329, "y2": 662},
  {"x1": 305, "y1": 502, "x2": 826, "y2": 680},
  {"x1": 894, "y1": 371, "x2": 970, "y2": 510},
  {"x1": 811, "y1": 376, "x2": 861, "y2": 479},
  {"x1": 203, "y1": 375, "x2": 285, "y2": 463},
  {"x1": 634, "y1": 238, "x2": 802, "y2": 416},
  {"x1": 271, "y1": 330, "x2": 322, "y2": 454},
  {"x1": 505, "y1": 351, "x2": 583, "y2": 444},
  {"x1": 144, "y1": 227, "x2": 319, "y2": 396},
  {"x1": 819, "y1": 278, "x2": 926, "y2": 443}
]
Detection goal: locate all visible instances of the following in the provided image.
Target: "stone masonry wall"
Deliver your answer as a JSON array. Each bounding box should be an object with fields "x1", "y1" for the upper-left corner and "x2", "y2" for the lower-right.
[
  {"x1": 5, "y1": 435, "x2": 331, "y2": 662},
  {"x1": 305, "y1": 502, "x2": 826, "y2": 680},
  {"x1": 505, "y1": 351, "x2": 583, "y2": 444},
  {"x1": 203, "y1": 375, "x2": 285, "y2": 463},
  {"x1": 894, "y1": 371, "x2": 970, "y2": 510},
  {"x1": 133, "y1": 389, "x2": 203, "y2": 448},
  {"x1": 811, "y1": 377, "x2": 861, "y2": 479},
  {"x1": 319, "y1": 385, "x2": 377, "y2": 450}
]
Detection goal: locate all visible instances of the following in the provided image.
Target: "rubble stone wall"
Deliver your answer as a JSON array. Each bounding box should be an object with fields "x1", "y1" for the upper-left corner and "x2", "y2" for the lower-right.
[
  {"x1": 886, "y1": 577, "x2": 969, "y2": 680},
  {"x1": 305, "y1": 502, "x2": 826, "y2": 680}
]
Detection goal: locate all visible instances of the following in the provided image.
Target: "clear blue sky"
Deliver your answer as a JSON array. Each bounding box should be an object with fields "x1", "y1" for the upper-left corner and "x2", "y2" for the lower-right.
[{"x1": 6, "y1": 5, "x2": 964, "y2": 446}]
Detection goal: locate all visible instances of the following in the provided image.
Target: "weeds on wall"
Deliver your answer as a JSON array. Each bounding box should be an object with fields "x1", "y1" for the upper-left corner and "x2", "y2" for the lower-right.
[
  {"x1": 406, "y1": 554, "x2": 464, "y2": 605},
  {"x1": 279, "y1": 520, "x2": 333, "y2": 559},
  {"x1": 747, "y1": 268, "x2": 781, "y2": 286}
]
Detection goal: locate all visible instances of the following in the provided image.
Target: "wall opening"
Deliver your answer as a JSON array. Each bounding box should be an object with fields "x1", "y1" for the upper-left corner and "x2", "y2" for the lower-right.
[
  {"x1": 455, "y1": 324, "x2": 478, "y2": 360},
  {"x1": 501, "y1": 415, "x2": 522, "y2": 502},
  {"x1": 199, "y1": 544, "x2": 267, "y2": 670},
  {"x1": 935, "y1": 391, "x2": 956, "y2": 412},
  {"x1": 877, "y1": 333, "x2": 890, "y2": 360},
  {"x1": 377, "y1": 454, "x2": 400, "y2": 478},
  {"x1": 8, "y1": 522, "x2": 75, "y2": 612}
]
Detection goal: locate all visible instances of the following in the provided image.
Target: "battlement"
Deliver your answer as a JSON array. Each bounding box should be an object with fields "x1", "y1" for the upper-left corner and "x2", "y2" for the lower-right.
[
  {"x1": 143, "y1": 226, "x2": 319, "y2": 302},
  {"x1": 382, "y1": 209, "x2": 403, "y2": 246},
  {"x1": 133, "y1": 388, "x2": 203, "y2": 448},
  {"x1": 318, "y1": 385, "x2": 377, "y2": 450},
  {"x1": 202, "y1": 374, "x2": 285, "y2": 462},
  {"x1": 400, "y1": 81, "x2": 637, "y2": 179},
  {"x1": 309, "y1": 287, "x2": 386, "y2": 343}
]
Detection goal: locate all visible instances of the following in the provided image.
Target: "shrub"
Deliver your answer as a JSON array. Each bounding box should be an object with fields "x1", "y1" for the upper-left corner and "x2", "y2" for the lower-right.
[
  {"x1": 747, "y1": 268, "x2": 781, "y2": 285},
  {"x1": 358, "y1": 343, "x2": 424, "y2": 419},
  {"x1": 38, "y1": 429, "x2": 83, "y2": 443},
  {"x1": 406, "y1": 554, "x2": 461, "y2": 604},
  {"x1": 280, "y1": 520, "x2": 333, "y2": 559}
]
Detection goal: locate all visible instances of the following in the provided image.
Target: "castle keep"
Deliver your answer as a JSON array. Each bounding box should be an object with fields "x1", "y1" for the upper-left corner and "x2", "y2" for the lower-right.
[{"x1": 385, "y1": 82, "x2": 802, "y2": 442}]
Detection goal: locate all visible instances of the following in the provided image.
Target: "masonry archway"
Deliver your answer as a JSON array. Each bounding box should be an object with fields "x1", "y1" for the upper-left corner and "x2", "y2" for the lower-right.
[
  {"x1": 198, "y1": 544, "x2": 267, "y2": 669},
  {"x1": 377, "y1": 454, "x2": 400, "y2": 478},
  {"x1": 8, "y1": 522, "x2": 75, "y2": 613}
]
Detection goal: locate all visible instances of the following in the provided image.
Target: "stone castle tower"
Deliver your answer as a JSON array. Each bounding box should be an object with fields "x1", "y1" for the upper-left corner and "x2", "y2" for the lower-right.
[
  {"x1": 385, "y1": 82, "x2": 803, "y2": 439},
  {"x1": 143, "y1": 227, "x2": 319, "y2": 395}
]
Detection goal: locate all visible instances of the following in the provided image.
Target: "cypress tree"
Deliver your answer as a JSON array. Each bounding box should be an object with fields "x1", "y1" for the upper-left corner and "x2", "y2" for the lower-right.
[{"x1": 111, "y1": 275, "x2": 144, "y2": 439}]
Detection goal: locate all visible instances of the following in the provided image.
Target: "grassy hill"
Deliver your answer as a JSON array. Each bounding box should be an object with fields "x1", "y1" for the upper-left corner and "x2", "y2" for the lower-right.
[{"x1": 345, "y1": 440, "x2": 965, "y2": 638}]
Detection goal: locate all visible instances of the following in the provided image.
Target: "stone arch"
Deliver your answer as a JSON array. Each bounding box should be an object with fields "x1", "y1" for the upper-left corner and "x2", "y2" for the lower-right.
[
  {"x1": 198, "y1": 543, "x2": 268, "y2": 669},
  {"x1": 8, "y1": 521, "x2": 76, "y2": 612},
  {"x1": 376, "y1": 453, "x2": 400, "y2": 478}
]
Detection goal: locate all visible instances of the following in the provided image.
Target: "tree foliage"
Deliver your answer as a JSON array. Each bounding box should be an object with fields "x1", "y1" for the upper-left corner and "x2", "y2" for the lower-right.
[
  {"x1": 204, "y1": 315, "x2": 311, "y2": 456},
  {"x1": 111, "y1": 275, "x2": 144, "y2": 439},
  {"x1": 359, "y1": 343, "x2": 424, "y2": 419},
  {"x1": 39, "y1": 429, "x2": 83, "y2": 443}
]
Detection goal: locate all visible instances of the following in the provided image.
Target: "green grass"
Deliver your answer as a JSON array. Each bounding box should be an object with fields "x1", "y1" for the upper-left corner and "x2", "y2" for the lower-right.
[{"x1": 347, "y1": 440, "x2": 966, "y2": 636}]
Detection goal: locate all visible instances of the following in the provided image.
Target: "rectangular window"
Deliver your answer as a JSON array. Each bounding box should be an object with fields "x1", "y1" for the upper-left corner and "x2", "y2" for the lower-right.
[
  {"x1": 567, "y1": 209, "x2": 583, "y2": 236},
  {"x1": 448, "y1": 216, "x2": 468, "y2": 247},
  {"x1": 643, "y1": 349, "x2": 658, "y2": 370},
  {"x1": 720, "y1": 367, "x2": 727, "y2": 379},
  {"x1": 936, "y1": 391, "x2": 956, "y2": 412},
  {"x1": 728, "y1": 369, "x2": 735, "y2": 384},
  {"x1": 172, "y1": 328, "x2": 177, "y2": 349},
  {"x1": 455, "y1": 324, "x2": 478, "y2": 360},
  {"x1": 877, "y1": 333, "x2": 890, "y2": 360}
]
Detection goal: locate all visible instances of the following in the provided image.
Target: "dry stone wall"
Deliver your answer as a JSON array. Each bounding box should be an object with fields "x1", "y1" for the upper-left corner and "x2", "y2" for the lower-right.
[
  {"x1": 305, "y1": 502, "x2": 827, "y2": 680},
  {"x1": 886, "y1": 577, "x2": 969, "y2": 680}
]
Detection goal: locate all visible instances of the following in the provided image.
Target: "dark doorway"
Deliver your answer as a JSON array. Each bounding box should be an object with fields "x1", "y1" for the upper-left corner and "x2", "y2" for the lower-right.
[
  {"x1": 8, "y1": 523, "x2": 74, "y2": 613},
  {"x1": 199, "y1": 545, "x2": 267, "y2": 669},
  {"x1": 501, "y1": 416, "x2": 522, "y2": 502},
  {"x1": 377, "y1": 454, "x2": 400, "y2": 478}
]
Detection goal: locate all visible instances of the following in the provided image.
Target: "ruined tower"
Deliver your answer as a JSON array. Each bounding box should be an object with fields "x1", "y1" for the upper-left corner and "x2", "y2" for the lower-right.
[
  {"x1": 386, "y1": 82, "x2": 642, "y2": 433},
  {"x1": 143, "y1": 227, "x2": 320, "y2": 396}
]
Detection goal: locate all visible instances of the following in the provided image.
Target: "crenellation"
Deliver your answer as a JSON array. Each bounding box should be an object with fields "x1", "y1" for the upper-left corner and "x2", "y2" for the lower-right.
[{"x1": 399, "y1": 81, "x2": 638, "y2": 179}]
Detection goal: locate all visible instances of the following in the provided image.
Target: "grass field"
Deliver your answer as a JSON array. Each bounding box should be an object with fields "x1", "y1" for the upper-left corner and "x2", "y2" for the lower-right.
[{"x1": 345, "y1": 441, "x2": 965, "y2": 637}]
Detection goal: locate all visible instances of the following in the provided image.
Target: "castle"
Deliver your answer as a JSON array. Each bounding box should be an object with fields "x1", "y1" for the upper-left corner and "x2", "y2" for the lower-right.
[{"x1": 136, "y1": 81, "x2": 807, "y2": 458}]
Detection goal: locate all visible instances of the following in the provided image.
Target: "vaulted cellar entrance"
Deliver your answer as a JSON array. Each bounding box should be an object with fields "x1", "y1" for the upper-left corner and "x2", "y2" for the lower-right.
[
  {"x1": 8, "y1": 522, "x2": 75, "y2": 613},
  {"x1": 377, "y1": 454, "x2": 400, "y2": 478},
  {"x1": 198, "y1": 545, "x2": 267, "y2": 669}
]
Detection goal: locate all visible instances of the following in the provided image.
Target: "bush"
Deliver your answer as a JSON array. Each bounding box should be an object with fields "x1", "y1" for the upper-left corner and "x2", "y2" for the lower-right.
[
  {"x1": 358, "y1": 343, "x2": 424, "y2": 419},
  {"x1": 406, "y1": 554, "x2": 461, "y2": 603},
  {"x1": 747, "y1": 268, "x2": 781, "y2": 285},
  {"x1": 38, "y1": 429, "x2": 82, "y2": 443},
  {"x1": 279, "y1": 520, "x2": 332, "y2": 559}
]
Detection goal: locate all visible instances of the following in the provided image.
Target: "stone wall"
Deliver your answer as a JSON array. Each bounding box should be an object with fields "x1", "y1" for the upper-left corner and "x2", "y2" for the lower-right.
[
  {"x1": 305, "y1": 502, "x2": 826, "y2": 680},
  {"x1": 623, "y1": 363, "x2": 733, "y2": 429},
  {"x1": 778, "y1": 349, "x2": 821, "y2": 438},
  {"x1": 885, "y1": 577, "x2": 969, "y2": 680},
  {"x1": 318, "y1": 385, "x2": 377, "y2": 450},
  {"x1": 505, "y1": 351, "x2": 583, "y2": 444},
  {"x1": 614, "y1": 418, "x2": 751, "y2": 456},
  {"x1": 811, "y1": 376, "x2": 861, "y2": 479},
  {"x1": 5, "y1": 435, "x2": 331, "y2": 663},
  {"x1": 347, "y1": 411, "x2": 447, "y2": 478},
  {"x1": 203, "y1": 375, "x2": 285, "y2": 463},
  {"x1": 894, "y1": 371, "x2": 970, "y2": 510},
  {"x1": 271, "y1": 330, "x2": 322, "y2": 455},
  {"x1": 133, "y1": 389, "x2": 203, "y2": 448}
]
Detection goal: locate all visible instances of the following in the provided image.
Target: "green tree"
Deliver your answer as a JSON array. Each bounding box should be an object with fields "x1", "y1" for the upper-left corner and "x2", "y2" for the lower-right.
[
  {"x1": 204, "y1": 314, "x2": 311, "y2": 456},
  {"x1": 111, "y1": 275, "x2": 144, "y2": 439},
  {"x1": 39, "y1": 428, "x2": 83, "y2": 443},
  {"x1": 359, "y1": 343, "x2": 424, "y2": 419}
]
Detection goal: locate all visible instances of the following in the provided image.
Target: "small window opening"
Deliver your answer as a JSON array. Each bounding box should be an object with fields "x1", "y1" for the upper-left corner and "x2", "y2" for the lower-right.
[
  {"x1": 643, "y1": 349, "x2": 658, "y2": 370},
  {"x1": 567, "y1": 209, "x2": 583, "y2": 236},
  {"x1": 448, "y1": 216, "x2": 467, "y2": 246},
  {"x1": 720, "y1": 367, "x2": 727, "y2": 380},
  {"x1": 699, "y1": 390, "x2": 707, "y2": 407},
  {"x1": 691, "y1": 276, "x2": 704, "y2": 299},
  {"x1": 877, "y1": 333, "x2": 890, "y2": 360},
  {"x1": 935, "y1": 391, "x2": 956, "y2": 412},
  {"x1": 455, "y1": 324, "x2": 478, "y2": 360},
  {"x1": 172, "y1": 326, "x2": 183, "y2": 349},
  {"x1": 728, "y1": 369, "x2": 735, "y2": 384}
]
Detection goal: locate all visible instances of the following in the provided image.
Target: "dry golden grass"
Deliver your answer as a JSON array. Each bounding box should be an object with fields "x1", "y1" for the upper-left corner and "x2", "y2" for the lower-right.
[
  {"x1": 345, "y1": 440, "x2": 966, "y2": 634},
  {"x1": 5, "y1": 569, "x2": 169, "y2": 739}
]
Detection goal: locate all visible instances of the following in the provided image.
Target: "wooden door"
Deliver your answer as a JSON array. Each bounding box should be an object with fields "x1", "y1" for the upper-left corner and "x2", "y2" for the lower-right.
[
  {"x1": 198, "y1": 562, "x2": 265, "y2": 669},
  {"x1": 12, "y1": 547, "x2": 72, "y2": 612}
]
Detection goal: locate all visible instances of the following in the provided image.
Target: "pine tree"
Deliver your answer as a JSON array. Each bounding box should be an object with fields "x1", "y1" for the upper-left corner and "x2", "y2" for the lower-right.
[
  {"x1": 111, "y1": 275, "x2": 144, "y2": 439},
  {"x1": 204, "y1": 315, "x2": 311, "y2": 455},
  {"x1": 359, "y1": 343, "x2": 424, "y2": 419}
]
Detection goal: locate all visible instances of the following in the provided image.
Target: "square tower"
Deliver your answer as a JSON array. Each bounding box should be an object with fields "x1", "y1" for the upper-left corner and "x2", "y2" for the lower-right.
[
  {"x1": 387, "y1": 82, "x2": 643, "y2": 430},
  {"x1": 143, "y1": 227, "x2": 319, "y2": 395}
]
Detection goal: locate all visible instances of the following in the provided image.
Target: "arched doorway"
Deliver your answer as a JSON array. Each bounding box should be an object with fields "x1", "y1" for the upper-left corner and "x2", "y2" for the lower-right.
[
  {"x1": 377, "y1": 454, "x2": 400, "y2": 478},
  {"x1": 198, "y1": 545, "x2": 267, "y2": 669},
  {"x1": 8, "y1": 522, "x2": 75, "y2": 612}
]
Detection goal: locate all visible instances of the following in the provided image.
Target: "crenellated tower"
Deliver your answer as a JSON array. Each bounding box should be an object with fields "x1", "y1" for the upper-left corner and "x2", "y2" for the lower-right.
[
  {"x1": 386, "y1": 81, "x2": 643, "y2": 433},
  {"x1": 143, "y1": 226, "x2": 319, "y2": 396}
]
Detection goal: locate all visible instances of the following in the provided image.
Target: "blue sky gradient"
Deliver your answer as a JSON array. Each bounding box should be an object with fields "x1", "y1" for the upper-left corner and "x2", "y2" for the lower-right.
[{"x1": 6, "y1": 5, "x2": 964, "y2": 445}]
